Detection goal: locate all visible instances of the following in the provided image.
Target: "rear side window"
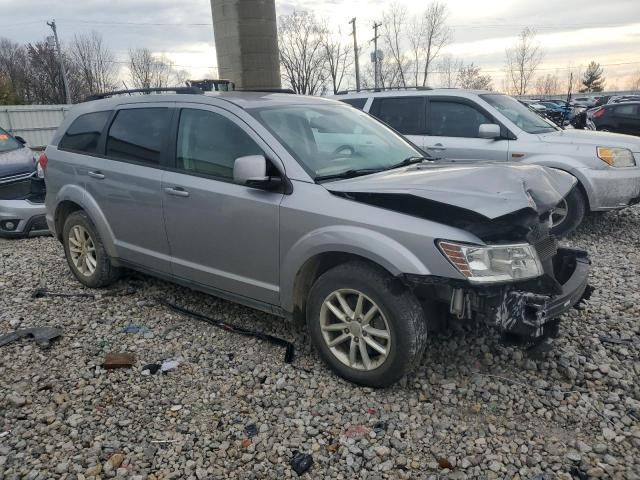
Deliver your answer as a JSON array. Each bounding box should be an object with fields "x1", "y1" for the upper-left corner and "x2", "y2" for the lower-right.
[
  {"x1": 340, "y1": 98, "x2": 367, "y2": 110},
  {"x1": 176, "y1": 109, "x2": 263, "y2": 180},
  {"x1": 429, "y1": 101, "x2": 492, "y2": 138},
  {"x1": 59, "y1": 111, "x2": 110, "y2": 154},
  {"x1": 106, "y1": 108, "x2": 170, "y2": 165},
  {"x1": 613, "y1": 105, "x2": 637, "y2": 116},
  {"x1": 370, "y1": 97, "x2": 425, "y2": 135}
]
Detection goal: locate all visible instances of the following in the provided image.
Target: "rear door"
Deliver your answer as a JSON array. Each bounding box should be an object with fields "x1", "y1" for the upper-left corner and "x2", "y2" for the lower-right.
[
  {"x1": 83, "y1": 104, "x2": 173, "y2": 274},
  {"x1": 162, "y1": 104, "x2": 282, "y2": 305},
  {"x1": 369, "y1": 96, "x2": 427, "y2": 149},
  {"x1": 425, "y1": 97, "x2": 509, "y2": 160}
]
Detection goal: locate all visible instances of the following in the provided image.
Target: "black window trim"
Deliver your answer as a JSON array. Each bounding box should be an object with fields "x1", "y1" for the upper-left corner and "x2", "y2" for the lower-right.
[
  {"x1": 370, "y1": 96, "x2": 428, "y2": 135},
  {"x1": 100, "y1": 105, "x2": 176, "y2": 170},
  {"x1": 166, "y1": 105, "x2": 291, "y2": 192},
  {"x1": 57, "y1": 110, "x2": 114, "y2": 157},
  {"x1": 428, "y1": 96, "x2": 516, "y2": 140}
]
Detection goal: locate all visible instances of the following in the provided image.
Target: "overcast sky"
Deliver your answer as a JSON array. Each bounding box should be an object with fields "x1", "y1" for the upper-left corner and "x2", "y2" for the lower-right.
[{"x1": 1, "y1": 0, "x2": 639, "y2": 90}]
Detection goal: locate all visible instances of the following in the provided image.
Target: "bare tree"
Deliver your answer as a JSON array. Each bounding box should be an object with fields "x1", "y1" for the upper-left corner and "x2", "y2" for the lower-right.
[
  {"x1": 535, "y1": 73, "x2": 560, "y2": 96},
  {"x1": 25, "y1": 40, "x2": 67, "y2": 104},
  {"x1": 382, "y1": 3, "x2": 408, "y2": 87},
  {"x1": 278, "y1": 11, "x2": 327, "y2": 95},
  {"x1": 321, "y1": 27, "x2": 353, "y2": 94},
  {"x1": 457, "y1": 63, "x2": 492, "y2": 90},
  {"x1": 418, "y1": 1, "x2": 451, "y2": 86},
  {"x1": 437, "y1": 54, "x2": 462, "y2": 88},
  {"x1": 128, "y1": 48, "x2": 175, "y2": 89},
  {"x1": 69, "y1": 31, "x2": 117, "y2": 95},
  {"x1": 629, "y1": 71, "x2": 640, "y2": 92},
  {"x1": 505, "y1": 27, "x2": 543, "y2": 95},
  {"x1": 0, "y1": 38, "x2": 29, "y2": 103}
]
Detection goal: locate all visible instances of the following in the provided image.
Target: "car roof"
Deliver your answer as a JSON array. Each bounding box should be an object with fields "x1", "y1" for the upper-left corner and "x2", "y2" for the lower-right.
[
  {"x1": 333, "y1": 88, "x2": 493, "y2": 99},
  {"x1": 605, "y1": 101, "x2": 640, "y2": 106},
  {"x1": 73, "y1": 91, "x2": 341, "y2": 115}
]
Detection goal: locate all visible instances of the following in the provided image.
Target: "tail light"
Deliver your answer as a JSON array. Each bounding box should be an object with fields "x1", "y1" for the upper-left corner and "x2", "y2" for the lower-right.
[
  {"x1": 592, "y1": 108, "x2": 606, "y2": 119},
  {"x1": 38, "y1": 153, "x2": 48, "y2": 171}
]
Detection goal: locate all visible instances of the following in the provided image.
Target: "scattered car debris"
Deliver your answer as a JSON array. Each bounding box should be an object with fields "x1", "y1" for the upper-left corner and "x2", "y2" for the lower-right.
[
  {"x1": 290, "y1": 451, "x2": 313, "y2": 476},
  {"x1": 160, "y1": 359, "x2": 179, "y2": 372},
  {"x1": 102, "y1": 352, "x2": 135, "y2": 369},
  {"x1": 141, "y1": 359, "x2": 180, "y2": 376},
  {"x1": 599, "y1": 335, "x2": 638, "y2": 346},
  {"x1": 141, "y1": 363, "x2": 161, "y2": 376},
  {"x1": 372, "y1": 421, "x2": 387, "y2": 434},
  {"x1": 344, "y1": 425, "x2": 369, "y2": 438},
  {"x1": 0, "y1": 327, "x2": 62, "y2": 347},
  {"x1": 244, "y1": 423, "x2": 258, "y2": 437},
  {"x1": 31, "y1": 287, "x2": 94, "y2": 299},
  {"x1": 0, "y1": 431, "x2": 10, "y2": 438},
  {"x1": 121, "y1": 325, "x2": 149, "y2": 334},
  {"x1": 158, "y1": 299, "x2": 295, "y2": 364},
  {"x1": 437, "y1": 457, "x2": 453, "y2": 469}
]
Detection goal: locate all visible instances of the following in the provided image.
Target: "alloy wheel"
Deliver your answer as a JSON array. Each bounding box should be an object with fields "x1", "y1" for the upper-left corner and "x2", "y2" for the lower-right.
[
  {"x1": 68, "y1": 225, "x2": 97, "y2": 277},
  {"x1": 551, "y1": 198, "x2": 569, "y2": 228}
]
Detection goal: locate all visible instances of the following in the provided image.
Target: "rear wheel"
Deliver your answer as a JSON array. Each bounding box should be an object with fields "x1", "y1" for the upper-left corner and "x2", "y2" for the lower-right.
[
  {"x1": 550, "y1": 187, "x2": 586, "y2": 238},
  {"x1": 62, "y1": 211, "x2": 119, "y2": 288},
  {"x1": 306, "y1": 261, "x2": 428, "y2": 387}
]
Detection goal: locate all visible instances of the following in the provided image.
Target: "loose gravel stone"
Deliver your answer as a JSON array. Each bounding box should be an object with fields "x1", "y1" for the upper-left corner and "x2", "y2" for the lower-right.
[{"x1": 1, "y1": 206, "x2": 639, "y2": 478}]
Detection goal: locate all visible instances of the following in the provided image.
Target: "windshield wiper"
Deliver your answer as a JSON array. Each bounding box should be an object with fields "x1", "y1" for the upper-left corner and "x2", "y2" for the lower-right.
[
  {"x1": 384, "y1": 156, "x2": 430, "y2": 171},
  {"x1": 314, "y1": 168, "x2": 382, "y2": 182}
]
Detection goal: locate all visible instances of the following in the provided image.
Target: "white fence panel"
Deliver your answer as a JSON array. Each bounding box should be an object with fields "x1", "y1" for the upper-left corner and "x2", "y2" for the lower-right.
[{"x1": 0, "y1": 105, "x2": 70, "y2": 148}]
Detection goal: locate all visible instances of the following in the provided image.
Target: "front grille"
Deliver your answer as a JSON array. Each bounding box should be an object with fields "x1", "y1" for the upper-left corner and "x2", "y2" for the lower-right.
[{"x1": 534, "y1": 235, "x2": 558, "y2": 262}]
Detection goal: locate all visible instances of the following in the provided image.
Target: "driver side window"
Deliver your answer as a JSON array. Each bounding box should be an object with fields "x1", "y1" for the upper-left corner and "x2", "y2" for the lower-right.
[{"x1": 176, "y1": 109, "x2": 263, "y2": 180}]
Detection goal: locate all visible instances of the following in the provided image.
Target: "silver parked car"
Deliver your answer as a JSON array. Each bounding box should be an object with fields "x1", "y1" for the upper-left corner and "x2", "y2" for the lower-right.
[
  {"x1": 44, "y1": 90, "x2": 590, "y2": 387},
  {"x1": 337, "y1": 89, "x2": 640, "y2": 237},
  {"x1": 0, "y1": 127, "x2": 47, "y2": 237}
]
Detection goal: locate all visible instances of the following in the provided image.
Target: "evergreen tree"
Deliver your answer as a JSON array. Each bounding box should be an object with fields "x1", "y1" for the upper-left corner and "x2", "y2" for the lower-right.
[{"x1": 580, "y1": 61, "x2": 605, "y2": 92}]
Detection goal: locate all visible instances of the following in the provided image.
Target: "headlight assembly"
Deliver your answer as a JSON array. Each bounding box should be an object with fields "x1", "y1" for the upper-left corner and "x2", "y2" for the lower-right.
[
  {"x1": 438, "y1": 240, "x2": 543, "y2": 284},
  {"x1": 597, "y1": 146, "x2": 635, "y2": 167}
]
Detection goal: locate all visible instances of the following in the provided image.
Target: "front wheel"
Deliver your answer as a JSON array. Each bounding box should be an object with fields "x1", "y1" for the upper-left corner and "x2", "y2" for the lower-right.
[
  {"x1": 550, "y1": 186, "x2": 586, "y2": 238},
  {"x1": 306, "y1": 261, "x2": 428, "y2": 387}
]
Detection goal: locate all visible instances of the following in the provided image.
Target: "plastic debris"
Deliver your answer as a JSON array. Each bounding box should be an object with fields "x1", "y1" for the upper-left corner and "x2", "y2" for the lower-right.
[
  {"x1": 160, "y1": 359, "x2": 180, "y2": 373},
  {"x1": 599, "y1": 335, "x2": 637, "y2": 346},
  {"x1": 244, "y1": 423, "x2": 258, "y2": 437},
  {"x1": 0, "y1": 431, "x2": 10, "y2": 438},
  {"x1": 372, "y1": 421, "x2": 387, "y2": 434},
  {"x1": 103, "y1": 352, "x2": 135, "y2": 369},
  {"x1": 159, "y1": 299, "x2": 295, "y2": 364},
  {"x1": 141, "y1": 363, "x2": 161, "y2": 375},
  {"x1": 290, "y1": 451, "x2": 313, "y2": 476},
  {"x1": 344, "y1": 425, "x2": 369, "y2": 438},
  {"x1": 31, "y1": 287, "x2": 94, "y2": 299},
  {"x1": 0, "y1": 327, "x2": 63, "y2": 348}
]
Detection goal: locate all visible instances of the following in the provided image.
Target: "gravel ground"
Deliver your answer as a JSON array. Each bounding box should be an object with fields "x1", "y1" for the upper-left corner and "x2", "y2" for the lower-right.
[{"x1": 1, "y1": 207, "x2": 639, "y2": 480}]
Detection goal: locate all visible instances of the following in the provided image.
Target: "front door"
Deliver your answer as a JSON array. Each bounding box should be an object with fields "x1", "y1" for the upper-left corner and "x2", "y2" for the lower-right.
[
  {"x1": 162, "y1": 106, "x2": 282, "y2": 305},
  {"x1": 425, "y1": 98, "x2": 510, "y2": 161}
]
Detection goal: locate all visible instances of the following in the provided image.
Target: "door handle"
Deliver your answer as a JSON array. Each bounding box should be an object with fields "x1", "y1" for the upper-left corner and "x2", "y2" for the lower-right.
[
  {"x1": 88, "y1": 170, "x2": 105, "y2": 179},
  {"x1": 164, "y1": 187, "x2": 190, "y2": 197},
  {"x1": 426, "y1": 144, "x2": 446, "y2": 151}
]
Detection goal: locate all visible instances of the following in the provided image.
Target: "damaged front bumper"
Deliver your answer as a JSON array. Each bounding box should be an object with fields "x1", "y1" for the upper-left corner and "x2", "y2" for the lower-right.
[{"x1": 406, "y1": 247, "x2": 591, "y2": 341}]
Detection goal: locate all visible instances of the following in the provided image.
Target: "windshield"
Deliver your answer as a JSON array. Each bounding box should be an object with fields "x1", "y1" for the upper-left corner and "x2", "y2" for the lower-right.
[
  {"x1": 250, "y1": 104, "x2": 425, "y2": 179},
  {"x1": 0, "y1": 128, "x2": 22, "y2": 153},
  {"x1": 481, "y1": 94, "x2": 558, "y2": 134}
]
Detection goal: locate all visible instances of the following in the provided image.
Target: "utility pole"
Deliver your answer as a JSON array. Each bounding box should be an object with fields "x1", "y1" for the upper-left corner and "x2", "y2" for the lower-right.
[
  {"x1": 46, "y1": 19, "x2": 71, "y2": 104},
  {"x1": 372, "y1": 22, "x2": 382, "y2": 90},
  {"x1": 349, "y1": 18, "x2": 361, "y2": 92}
]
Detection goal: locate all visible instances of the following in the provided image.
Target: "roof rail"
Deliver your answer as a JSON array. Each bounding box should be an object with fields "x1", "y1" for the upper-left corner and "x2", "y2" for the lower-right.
[
  {"x1": 84, "y1": 87, "x2": 203, "y2": 102},
  {"x1": 235, "y1": 88, "x2": 296, "y2": 94},
  {"x1": 335, "y1": 86, "x2": 433, "y2": 95}
]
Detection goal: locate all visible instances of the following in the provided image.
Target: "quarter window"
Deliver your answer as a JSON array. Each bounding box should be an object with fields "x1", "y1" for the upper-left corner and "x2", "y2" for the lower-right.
[
  {"x1": 370, "y1": 97, "x2": 425, "y2": 135},
  {"x1": 59, "y1": 111, "x2": 111, "y2": 154},
  {"x1": 429, "y1": 101, "x2": 492, "y2": 138},
  {"x1": 340, "y1": 98, "x2": 367, "y2": 110},
  {"x1": 106, "y1": 108, "x2": 170, "y2": 165},
  {"x1": 176, "y1": 109, "x2": 263, "y2": 180}
]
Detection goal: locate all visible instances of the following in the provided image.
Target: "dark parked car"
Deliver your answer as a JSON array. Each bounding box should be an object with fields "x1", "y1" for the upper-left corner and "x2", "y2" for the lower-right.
[
  {"x1": 592, "y1": 102, "x2": 640, "y2": 136},
  {"x1": 0, "y1": 127, "x2": 47, "y2": 237}
]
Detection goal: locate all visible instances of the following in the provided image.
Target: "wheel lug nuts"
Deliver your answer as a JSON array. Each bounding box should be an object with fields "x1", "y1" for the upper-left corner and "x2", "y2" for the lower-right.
[
  {"x1": 354, "y1": 337, "x2": 359, "y2": 343},
  {"x1": 344, "y1": 328, "x2": 349, "y2": 334}
]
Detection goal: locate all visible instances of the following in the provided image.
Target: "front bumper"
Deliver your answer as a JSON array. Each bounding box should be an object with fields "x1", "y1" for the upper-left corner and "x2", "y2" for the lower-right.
[
  {"x1": 578, "y1": 165, "x2": 640, "y2": 210},
  {"x1": 0, "y1": 177, "x2": 48, "y2": 238}
]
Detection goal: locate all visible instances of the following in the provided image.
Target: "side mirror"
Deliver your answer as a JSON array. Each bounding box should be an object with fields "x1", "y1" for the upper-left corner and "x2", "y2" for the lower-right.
[
  {"x1": 478, "y1": 124, "x2": 501, "y2": 139},
  {"x1": 14, "y1": 135, "x2": 26, "y2": 145},
  {"x1": 233, "y1": 155, "x2": 282, "y2": 191}
]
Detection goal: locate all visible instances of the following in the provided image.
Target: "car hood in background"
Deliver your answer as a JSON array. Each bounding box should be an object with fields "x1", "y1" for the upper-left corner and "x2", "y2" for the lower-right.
[
  {"x1": 324, "y1": 161, "x2": 576, "y2": 220},
  {"x1": 539, "y1": 129, "x2": 640, "y2": 152},
  {"x1": 0, "y1": 146, "x2": 35, "y2": 179}
]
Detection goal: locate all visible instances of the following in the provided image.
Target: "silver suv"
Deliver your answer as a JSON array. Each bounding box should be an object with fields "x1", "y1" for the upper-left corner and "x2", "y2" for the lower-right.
[
  {"x1": 337, "y1": 89, "x2": 640, "y2": 237},
  {"x1": 44, "y1": 90, "x2": 590, "y2": 387}
]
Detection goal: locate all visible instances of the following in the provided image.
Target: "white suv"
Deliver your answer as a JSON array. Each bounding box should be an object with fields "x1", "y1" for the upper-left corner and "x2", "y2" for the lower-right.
[{"x1": 335, "y1": 89, "x2": 640, "y2": 236}]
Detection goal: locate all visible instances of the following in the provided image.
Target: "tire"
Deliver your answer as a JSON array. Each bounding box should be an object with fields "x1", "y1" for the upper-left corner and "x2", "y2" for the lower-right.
[
  {"x1": 550, "y1": 186, "x2": 586, "y2": 238},
  {"x1": 62, "y1": 210, "x2": 119, "y2": 288},
  {"x1": 306, "y1": 261, "x2": 428, "y2": 387}
]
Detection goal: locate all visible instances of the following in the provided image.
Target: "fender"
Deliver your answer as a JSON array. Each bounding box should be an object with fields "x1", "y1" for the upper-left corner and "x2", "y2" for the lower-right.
[
  {"x1": 519, "y1": 155, "x2": 594, "y2": 209},
  {"x1": 280, "y1": 225, "x2": 430, "y2": 312},
  {"x1": 53, "y1": 184, "x2": 118, "y2": 257}
]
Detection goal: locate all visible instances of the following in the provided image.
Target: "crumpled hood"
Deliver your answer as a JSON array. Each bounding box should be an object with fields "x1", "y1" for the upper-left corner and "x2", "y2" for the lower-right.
[
  {"x1": 539, "y1": 129, "x2": 640, "y2": 152},
  {"x1": 0, "y1": 146, "x2": 35, "y2": 179},
  {"x1": 324, "y1": 161, "x2": 576, "y2": 220}
]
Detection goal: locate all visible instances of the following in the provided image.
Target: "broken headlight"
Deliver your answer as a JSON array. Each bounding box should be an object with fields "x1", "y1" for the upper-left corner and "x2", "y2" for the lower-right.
[
  {"x1": 596, "y1": 146, "x2": 635, "y2": 167},
  {"x1": 438, "y1": 241, "x2": 543, "y2": 284}
]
